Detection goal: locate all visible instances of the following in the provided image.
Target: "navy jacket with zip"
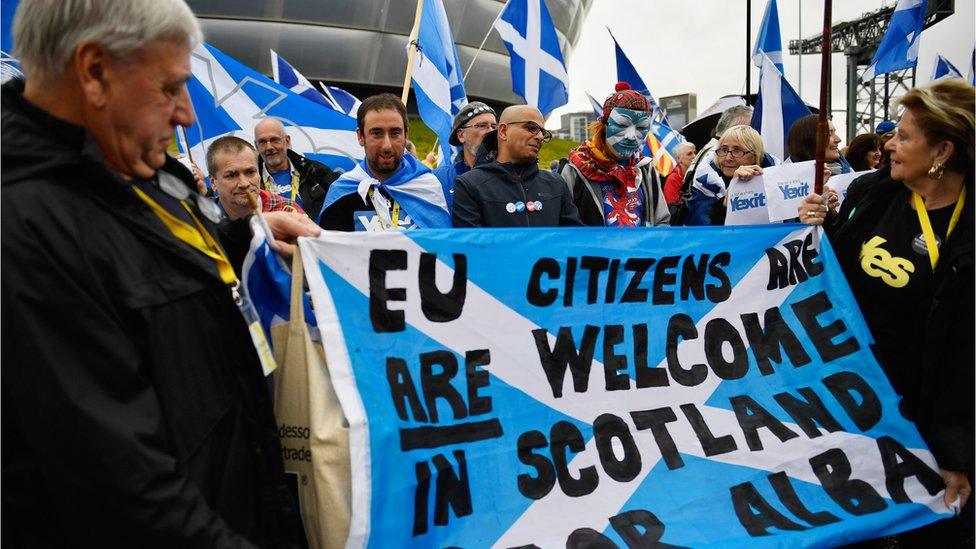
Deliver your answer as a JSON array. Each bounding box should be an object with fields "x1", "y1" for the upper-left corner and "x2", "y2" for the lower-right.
[{"x1": 451, "y1": 132, "x2": 582, "y2": 228}]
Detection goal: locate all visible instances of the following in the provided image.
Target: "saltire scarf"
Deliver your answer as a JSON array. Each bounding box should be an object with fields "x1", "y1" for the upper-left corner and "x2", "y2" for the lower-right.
[{"x1": 320, "y1": 153, "x2": 451, "y2": 228}]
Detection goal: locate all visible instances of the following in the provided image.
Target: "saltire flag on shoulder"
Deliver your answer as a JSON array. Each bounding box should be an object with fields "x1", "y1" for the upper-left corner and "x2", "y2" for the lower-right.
[
  {"x1": 493, "y1": 0, "x2": 569, "y2": 116},
  {"x1": 411, "y1": 0, "x2": 468, "y2": 164},
  {"x1": 182, "y1": 43, "x2": 362, "y2": 172},
  {"x1": 930, "y1": 54, "x2": 962, "y2": 81},
  {"x1": 586, "y1": 91, "x2": 604, "y2": 119},
  {"x1": 240, "y1": 214, "x2": 318, "y2": 359},
  {"x1": 752, "y1": 0, "x2": 785, "y2": 75},
  {"x1": 862, "y1": 0, "x2": 928, "y2": 82},
  {"x1": 751, "y1": 53, "x2": 811, "y2": 161},
  {"x1": 319, "y1": 83, "x2": 362, "y2": 117},
  {"x1": 269, "y1": 49, "x2": 334, "y2": 110}
]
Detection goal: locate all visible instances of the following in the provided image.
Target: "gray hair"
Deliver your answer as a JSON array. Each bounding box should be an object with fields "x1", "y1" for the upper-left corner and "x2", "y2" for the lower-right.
[
  {"x1": 713, "y1": 105, "x2": 754, "y2": 138},
  {"x1": 673, "y1": 141, "x2": 696, "y2": 158},
  {"x1": 13, "y1": 0, "x2": 202, "y2": 84}
]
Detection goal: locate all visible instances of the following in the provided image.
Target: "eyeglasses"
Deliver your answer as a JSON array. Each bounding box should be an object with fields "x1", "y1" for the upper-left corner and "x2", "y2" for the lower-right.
[
  {"x1": 461, "y1": 122, "x2": 497, "y2": 131},
  {"x1": 505, "y1": 121, "x2": 553, "y2": 142},
  {"x1": 715, "y1": 147, "x2": 753, "y2": 159}
]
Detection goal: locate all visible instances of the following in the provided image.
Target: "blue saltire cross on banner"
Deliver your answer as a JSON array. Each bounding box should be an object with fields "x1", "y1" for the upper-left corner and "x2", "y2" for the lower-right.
[{"x1": 300, "y1": 225, "x2": 950, "y2": 547}]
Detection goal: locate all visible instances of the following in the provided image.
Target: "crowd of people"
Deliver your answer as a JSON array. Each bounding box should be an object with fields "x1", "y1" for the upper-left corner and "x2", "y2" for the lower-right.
[{"x1": 1, "y1": 0, "x2": 973, "y2": 547}]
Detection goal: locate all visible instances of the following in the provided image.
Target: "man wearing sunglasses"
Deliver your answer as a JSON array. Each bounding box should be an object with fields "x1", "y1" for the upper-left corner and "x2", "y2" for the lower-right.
[
  {"x1": 433, "y1": 101, "x2": 497, "y2": 195},
  {"x1": 452, "y1": 105, "x2": 582, "y2": 228}
]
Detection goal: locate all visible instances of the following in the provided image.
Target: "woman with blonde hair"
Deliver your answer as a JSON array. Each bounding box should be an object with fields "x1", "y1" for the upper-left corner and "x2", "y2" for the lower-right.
[
  {"x1": 684, "y1": 124, "x2": 777, "y2": 225},
  {"x1": 801, "y1": 77, "x2": 974, "y2": 543}
]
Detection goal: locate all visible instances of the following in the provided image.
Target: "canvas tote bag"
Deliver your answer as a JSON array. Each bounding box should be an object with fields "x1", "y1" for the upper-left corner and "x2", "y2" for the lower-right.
[{"x1": 272, "y1": 246, "x2": 351, "y2": 549}]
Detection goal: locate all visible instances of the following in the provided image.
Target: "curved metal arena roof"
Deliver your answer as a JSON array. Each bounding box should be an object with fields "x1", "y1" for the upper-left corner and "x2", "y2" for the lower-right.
[{"x1": 187, "y1": 0, "x2": 592, "y2": 113}]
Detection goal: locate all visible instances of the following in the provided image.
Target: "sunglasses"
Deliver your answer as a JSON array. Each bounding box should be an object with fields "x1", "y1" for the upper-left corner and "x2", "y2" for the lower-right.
[{"x1": 505, "y1": 121, "x2": 553, "y2": 142}]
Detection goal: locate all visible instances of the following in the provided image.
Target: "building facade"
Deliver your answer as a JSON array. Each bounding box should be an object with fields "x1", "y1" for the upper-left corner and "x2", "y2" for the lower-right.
[{"x1": 187, "y1": 0, "x2": 592, "y2": 112}]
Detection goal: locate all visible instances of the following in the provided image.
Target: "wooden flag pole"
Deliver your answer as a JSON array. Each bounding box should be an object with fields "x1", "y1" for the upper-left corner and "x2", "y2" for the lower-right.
[
  {"x1": 401, "y1": 0, "x2": 425, "y2": 106},
  {"x1": 178, "y1": 125, "x2": 194, "y2": 164},
  {"x1": 813, "y1": 0, "x2": 832, "y2": 195}
]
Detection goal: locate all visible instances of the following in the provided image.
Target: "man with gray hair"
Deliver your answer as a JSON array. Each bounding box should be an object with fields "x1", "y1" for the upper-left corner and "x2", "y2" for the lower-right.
[
  {"x1": 254, "y1": 116, "x2": 337, "y2": 220},
  {"x1": 1, "y1": 1, "x2": 310, "y2": 545}
]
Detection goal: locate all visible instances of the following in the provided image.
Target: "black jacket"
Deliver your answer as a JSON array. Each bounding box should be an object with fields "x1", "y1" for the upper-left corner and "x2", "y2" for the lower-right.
[
  {"x1": 828, "y1": 166, "x2": 974, "y2": 473},
  {"x1": 259, "y1": 149, "x2": 337, "y2": 222},
  {"x1": 452, "y1": 134, "x2": 582, "y2": 228},
  {"x1": 1, "y1": 80, "x2": 305, "y2": 548}
]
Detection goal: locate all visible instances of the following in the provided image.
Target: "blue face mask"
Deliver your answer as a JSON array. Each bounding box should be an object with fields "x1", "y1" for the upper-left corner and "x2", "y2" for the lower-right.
[{"x1": 605, "y1": 107, "x2": 651, "y2": 157}]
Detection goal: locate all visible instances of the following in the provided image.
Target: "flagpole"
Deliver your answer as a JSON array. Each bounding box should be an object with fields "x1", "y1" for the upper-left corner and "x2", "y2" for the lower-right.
[
  {"x1": 178, "y1": 125, "x2": 193, "y2": 163},
  {"x1": 746, "y1": 0, "x2": 752, "y2": 105},
  {"x1": 813, "y1": 0, "x2": 831, "y2": 195},
  {"x1": 401, "y1": 0, "x2": 425, "y2": 106}
]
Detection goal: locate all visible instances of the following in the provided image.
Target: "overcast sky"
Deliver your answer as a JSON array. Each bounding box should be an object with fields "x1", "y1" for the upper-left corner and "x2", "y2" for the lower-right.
[{"x1": 547, "y1": 0, "x2": 975, "y2": 140}]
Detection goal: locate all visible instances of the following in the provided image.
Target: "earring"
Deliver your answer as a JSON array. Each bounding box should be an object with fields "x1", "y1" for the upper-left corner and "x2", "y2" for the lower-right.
[{"x1": 927, "y1": 161, "x2": 945, "y2": 180}]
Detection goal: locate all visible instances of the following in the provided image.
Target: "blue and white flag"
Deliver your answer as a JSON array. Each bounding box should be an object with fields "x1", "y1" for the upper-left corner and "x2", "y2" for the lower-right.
[
  {"x1": 586, "y1": 91, "x2": 604, "y2": 119},
  {"x1": 930, "y1": 54, "x2": 962, "y2": 81},
  {"x1": 651, "y1": 118, "x2": 686, "y2": 161},
  {"x1": 269, "y1": 49, "x2": 334, "y2": 110},
  {"x1": 493, "y1": 0, "x2": 569, "y2": 116},
  {"x1": 412, "y1": 0, "x2": 467, "y2": 163},
  {"x1": 184, "y1": 43, "x2": 362, "y2": 172},
  {"x1": 862, "y1": 0, "x2": 928, "y2": 82},
  {"x1": 610, "y1": 32, "x2": 664, "y2": 121},
  {"x1": 321, "y1": 152, "x2": 451, "y2": 230},
  {"x1": 319, "y1": 83, "x2": 362, "y2": 117},
  {"x1": 0, "y1": 0, "x2": 22, "y2": 84},
  {"x1": 300, "y1": 224, "x2": 951, "y2": 547},
  {"x1": 752, "y1": 54, "x2": 811, "y2": 161},
  {"x1": 969, "y1": 46, "x2": 975, "y2": 86},
  {"x1": 241, "y1": 215, "x2": 318, "y2": 341},
  {"x1": 752, "y1": 0, "x2": 785, "y2": 75}
]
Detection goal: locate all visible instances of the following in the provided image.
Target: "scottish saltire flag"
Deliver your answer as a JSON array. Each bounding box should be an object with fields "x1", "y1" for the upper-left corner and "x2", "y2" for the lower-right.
[
  {"x1": 269, "y1": 49, "x2": 334, "y2": 110},
  {"x1": 930, "y1": 54, "x2": 963, "y2": 81},
  {"x1": 412, "y1": 0, "x2": 468, "y2": 163},
  {"x1": 0, "y1": 0, "x2": 22, "y2": 84},
  {"x1": 586, "y1": 91, "x2": 604, "y2": 118},
  {"x1": 240, "y1": 215, "x2": 317, "y2": 350},
  {"x1": 862, "y1": 0, "x2": 928, "y2": 81},
  {"x1": 494, "y1": 0, "x2": 569, "y2": 116},
  {"x1": 319, "y1": 83, "x2": 362, "y2": 117},
  {"x1": 610, "y1": 32, "x2": 666, "y2": 123},
  {"x1": 752, "y1": 54, "x2": 811, "y2": 161},
  {"x1": 300, "y1": 225, "x2": 950, "y2": 547},
  {"x1": 183, "y1": 42, "x2": 362, "y2": 172},
  {"x1": 752, "y1": 0, "x2": 785, "y2": 75},
  {"x1": 322, "y1": 153, "x2": 451, "y2": 230}
]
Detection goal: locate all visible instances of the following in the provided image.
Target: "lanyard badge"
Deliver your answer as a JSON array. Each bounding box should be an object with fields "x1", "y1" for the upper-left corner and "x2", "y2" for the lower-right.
[{"x1": 133, "y1": 184, "x2": 278, "y2": 375}]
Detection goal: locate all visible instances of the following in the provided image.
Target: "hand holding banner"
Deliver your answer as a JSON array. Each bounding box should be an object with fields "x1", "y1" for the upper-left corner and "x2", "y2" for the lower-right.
[{"x1": 300, "y1": 226, "x2": 950, "y2": 547}]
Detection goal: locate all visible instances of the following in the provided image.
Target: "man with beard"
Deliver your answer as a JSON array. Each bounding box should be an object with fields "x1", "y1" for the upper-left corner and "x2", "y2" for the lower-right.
[
  {"x1": 317, "y1": 93, "x2": 450, "y2": 231},
  {"x1": 254, "y1": 117, "x2": 337, "y2": 220}
]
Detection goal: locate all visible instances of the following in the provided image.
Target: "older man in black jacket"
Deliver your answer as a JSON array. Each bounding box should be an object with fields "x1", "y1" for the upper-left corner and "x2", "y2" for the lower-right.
[
  {"x1": 452, "y1": 105, "x2": 582, "y2": 228},
  {"x1": 1, "y1": 1, "x2": 314, "y2": 547}
]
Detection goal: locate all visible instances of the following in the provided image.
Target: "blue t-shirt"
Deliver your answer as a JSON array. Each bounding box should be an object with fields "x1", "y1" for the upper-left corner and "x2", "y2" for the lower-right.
[{"x1": 269, "y1": 169, "x2": 302, "y2": 207}]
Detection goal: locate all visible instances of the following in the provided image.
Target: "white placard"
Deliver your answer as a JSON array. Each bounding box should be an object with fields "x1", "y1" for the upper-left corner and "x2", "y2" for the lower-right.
[
  {"x1": 724, "y1": 176, "x2": 769, "y2": 225},
  {"x1": 826, "y1": 169, "x2": 875, "y2": 209},
  {"x1": 762, "y1": 160, "x2": 817, "y2": 222}
]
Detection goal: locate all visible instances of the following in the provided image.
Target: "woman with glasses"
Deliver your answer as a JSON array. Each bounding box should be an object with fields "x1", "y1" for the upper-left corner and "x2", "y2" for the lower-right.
[
  {"x1": 684, "y1": 124, "x2": 777, "y2": 225},
  {"x1": 561, "y1": 82, "x2": 670, "y2": 227},
  {"x1": 800, "y1": 79, "x2": 974, "y2": 544}
]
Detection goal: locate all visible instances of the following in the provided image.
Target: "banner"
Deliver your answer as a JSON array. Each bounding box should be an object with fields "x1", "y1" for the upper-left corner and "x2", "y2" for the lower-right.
[{"x1": 300, "y1": 226, "x2": 950, "y2": 548}]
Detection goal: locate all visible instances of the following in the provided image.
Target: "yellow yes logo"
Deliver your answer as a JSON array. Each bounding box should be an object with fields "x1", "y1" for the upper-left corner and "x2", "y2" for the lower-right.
[{"x1": 859, "y1": 236, "x2": 915, "y2": 288}]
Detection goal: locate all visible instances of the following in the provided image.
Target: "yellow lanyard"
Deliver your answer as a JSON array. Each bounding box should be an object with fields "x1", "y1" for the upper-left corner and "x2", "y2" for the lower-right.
[
  {"x1": 368, "y1": 187, "x2": 401, "y2": 229},
  {"x1": 912, "y1": 186, "x2": 966, "y2": 271},
  {"x1": 132, "y1": 186, "x2": 238, "y2": 285},
  {"x1": 290, "y1": 171, "x2": 299, "y2": 203}
]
